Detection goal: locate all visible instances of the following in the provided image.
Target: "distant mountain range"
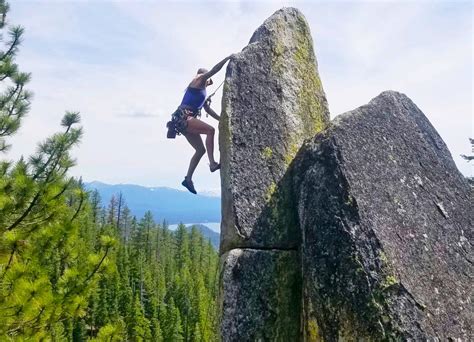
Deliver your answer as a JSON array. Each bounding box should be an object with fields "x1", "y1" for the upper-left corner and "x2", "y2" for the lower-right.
[
  {"x1": 185, "y1": 224, "x2": 220, "y2": 249},
  {"x1": 85, "y1": 181, "x2": 221, "y2": 225}
]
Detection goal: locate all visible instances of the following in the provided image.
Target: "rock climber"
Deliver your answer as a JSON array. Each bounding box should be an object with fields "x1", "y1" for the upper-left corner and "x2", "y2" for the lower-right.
[{"x1": 167, "y1": 54, "x2": 232, "y2": 194}]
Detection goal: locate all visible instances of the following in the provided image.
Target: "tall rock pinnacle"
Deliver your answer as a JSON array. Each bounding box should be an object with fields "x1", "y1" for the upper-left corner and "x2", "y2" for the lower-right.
[
  {"x1": 218, "y1": 7, "x2": 329, "y2": 341},
  {"x1": 219, "y1": 7, "x2": 329, "y2": 252}
]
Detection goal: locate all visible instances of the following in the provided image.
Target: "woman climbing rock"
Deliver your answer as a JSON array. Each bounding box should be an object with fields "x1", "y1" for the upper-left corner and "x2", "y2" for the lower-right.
[{"x1": 167, "y1": 55, "x2": 232, "y2": 194}]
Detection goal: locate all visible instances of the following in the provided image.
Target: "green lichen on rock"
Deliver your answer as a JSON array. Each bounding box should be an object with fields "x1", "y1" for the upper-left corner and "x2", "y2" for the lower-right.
[
  {"x1": 307, "y1": 318, "x2": 323, "y2": 341},
  {"x1": 269, "y1": 10, "x2": 329, "y2": 168},
  {"x1": 270, "y1": 33, "x2": 286, "y2": 74},
  {"x1": 379, "y1": 251, "x2": 389, "y2": 264},
  {"x1": 293, "y1": 16, "x2": 327, "y2": 137},
  {"x1": 268, "y1": 193, "x2": 292, "y2": 233},
  {"x1": 220, "y1": 249, "x2": 301, "y2": 341},
  {"x1": 219, "y1": 81, "x2": 233, "y2": 145},
  {"x1": 284, "y1": 140, "x2": 301, "y2": 166},
  {"x1": 262, "y1": 146, "x2": 273, "y2": 160},
  {"x1": 382, "y1": 275, "x2": 399, "y2": 289},
  {"x1": 265, "y1": 181, "x2": 277, "y2": 202}
]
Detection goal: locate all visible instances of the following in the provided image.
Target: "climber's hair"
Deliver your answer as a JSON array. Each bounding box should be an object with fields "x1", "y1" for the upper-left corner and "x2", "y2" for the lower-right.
[{"x1": 197, "y1": 68, "x2": 208, "y2": 75}]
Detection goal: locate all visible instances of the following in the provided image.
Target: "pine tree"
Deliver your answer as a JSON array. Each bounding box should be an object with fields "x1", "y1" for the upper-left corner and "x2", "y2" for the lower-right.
[
  {"x1": 151, "y1": 318, "x2": 164, "y2": 341},
  {"x1": 0, "y1": 2, "x2": 116, "y2": 338},
  {"x1": 89, "y1": 189, "x2": 101, "y2": 225},
  {"x1": 141, "y1": 211, "x2": 154, "y2": 262},
  {"x1": 130, "y1": 294, "x2": 152, "y2": 342},
  {"x1": 0, "y1": 0, "x2": 31, "y2": 153},
  {"x1": 107, "y1": 194, "x2": 118, "y2": 227},
  {"x1": 164, "y1": 298, "x2": 184, "y2": 342}
]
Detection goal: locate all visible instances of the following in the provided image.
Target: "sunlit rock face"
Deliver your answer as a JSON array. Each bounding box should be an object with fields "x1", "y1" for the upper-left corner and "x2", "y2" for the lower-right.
[
  {"x1": 219, "y1": 7, "x2": 329, "y2": 253},
  {"x1": 218, "y1": 7, "x2": 329, "y2": 341},
  {"x1": 218, "y1": 7, "x2": 472, "y2": 342}
]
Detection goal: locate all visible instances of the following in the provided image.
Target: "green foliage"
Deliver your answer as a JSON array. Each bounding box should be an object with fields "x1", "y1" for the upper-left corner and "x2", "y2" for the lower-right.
[
  {"x1": 86, "y1": 206, "x2": 219, "y2": 341},
  {"x1": 0, "y1": 2, "x2": 116, "y2": 339},
  {"x1": 0, "y1": 0, "x2": 31, "y2": 153},
  {"x1": 0, "y1": 1, "x2": 220, "y2": 340},
  {"x1": 90, "y1": 321, "x2": 126, "y2": 342}
]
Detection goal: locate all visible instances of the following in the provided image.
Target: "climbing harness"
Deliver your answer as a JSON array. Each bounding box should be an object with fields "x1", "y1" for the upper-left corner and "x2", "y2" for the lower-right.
[{"x1": 167, "y1": 107, "x2": 200, "y2": 138}]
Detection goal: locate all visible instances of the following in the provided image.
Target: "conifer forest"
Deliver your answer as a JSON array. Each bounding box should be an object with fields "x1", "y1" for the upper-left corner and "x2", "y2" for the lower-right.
[{"x1": 0, "y1": 1, "x2": 219, "y2": 340}]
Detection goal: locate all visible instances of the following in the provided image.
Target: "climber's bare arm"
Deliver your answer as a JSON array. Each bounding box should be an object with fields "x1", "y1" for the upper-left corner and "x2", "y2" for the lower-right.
[
  {"x1": 203, "y1": 102, "x2": 220, "y2": 121},
  {"x1": 197, "y1": 55, "x2": 233, "y2": 86}
]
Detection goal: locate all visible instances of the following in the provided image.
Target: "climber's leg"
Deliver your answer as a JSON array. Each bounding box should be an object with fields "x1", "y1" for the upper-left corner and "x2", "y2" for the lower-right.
[
  {"x1": 180, "y1": 132, "x2": 204, "y2": 194},
  {"x1": 185, "y1": 117, "x2": 219, "y2": 171}
]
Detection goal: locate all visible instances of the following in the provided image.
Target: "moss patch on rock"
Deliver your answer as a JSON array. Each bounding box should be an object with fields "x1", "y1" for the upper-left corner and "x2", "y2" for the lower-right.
[{"x1": 262, "y1": 146, "x2": 273, "y2": 160}]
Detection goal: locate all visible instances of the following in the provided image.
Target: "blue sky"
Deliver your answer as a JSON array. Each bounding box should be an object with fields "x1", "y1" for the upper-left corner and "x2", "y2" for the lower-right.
[{"x1": 6, "y1": 0, "x2": 473, "y2": 194}]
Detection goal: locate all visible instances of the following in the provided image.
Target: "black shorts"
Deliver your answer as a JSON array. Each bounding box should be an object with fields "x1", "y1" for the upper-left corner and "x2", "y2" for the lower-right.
[{"x1": 171, "y1": 107, "x2": 200, "y2": 135}]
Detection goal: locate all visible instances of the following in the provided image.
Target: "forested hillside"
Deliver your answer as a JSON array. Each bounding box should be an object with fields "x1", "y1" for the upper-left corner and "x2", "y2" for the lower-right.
[
  {"x1": 0, "y1": 1, "x2": 218, "y2": 340},
  {"x1": 76, "y1": 195, "x2": 220, "y2": 341}
]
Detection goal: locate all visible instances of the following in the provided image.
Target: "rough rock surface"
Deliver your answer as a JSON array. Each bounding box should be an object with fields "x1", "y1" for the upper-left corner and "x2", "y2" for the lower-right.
[
  {"x1": 295, "y1": 91, "x2": 473, "y2": 340},
  {"x1": 219, "y1": 8, "x2": 328, "y2": 341},
  {"x1": 220, "y1": 249, "x2": 300, "y2": 341},
  {"x1": 219, "y1": 7, "x2": 329, "y2": 252}
]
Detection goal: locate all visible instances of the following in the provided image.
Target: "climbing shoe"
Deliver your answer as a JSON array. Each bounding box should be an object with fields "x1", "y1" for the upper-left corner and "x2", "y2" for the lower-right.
[
  {"x1": 182, "y1": 177, "x2": 197, "y2": 194},
  {"x1": 210, "y1": 162, "x2": 221, "y2": 172}
]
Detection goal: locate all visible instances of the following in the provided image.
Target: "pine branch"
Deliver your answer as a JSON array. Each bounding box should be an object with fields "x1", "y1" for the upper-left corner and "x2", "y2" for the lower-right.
[
  {"x1": 0, "y1": 83, "x2": 20, "y2": 108},
  {"x1": 0, "y1": 0, "x2": 10, "y2": 28},
  {"x1": 6, "y1": 306, "x2": 46, "y2": 336},
  {"x1": 61, "y1": 111, "x2": 80, "y2": 128},
  {"x1": 0, "y1": 57, "x2": 20, "y2": 81},
  {"x1": 0, "y1": 83, "x2": 24, "y2": 136},
  {"x1": 51, "y1": 178, "x2": 73, "y2": 201},
  {"x1": 84, "y1": 247, "x2": 110, "y2": 284},
  {"x1": 32, "y1": 124, "x2": 81, "y2": 180},
  {"x1": 6, "y1": 191, "x2": 41, "y2": 231},
  {"x1": 0, "y1": 1, "x2": 10, "y2": 29},
  {"x1": 32, "y1": 147, "x2": 57, "y2": 181},
  {"x1": 61, "y1": 246, "x2": 112, "y2": 303},
  {"x1": 8, "y1": 120, "x2": 82, "y2": 231},
  {"x1": 70, "y1": 188, "x2": 85, "y2": 223},
  {"x1": 25, "y1": 212, "x2": 55, "y2": 234},
  {"x1": 0, "y1": 244, "x2": 16, "y2": 279},
  {"x1": 0, "y1": 26, "x2": 24, "y2": 61}
]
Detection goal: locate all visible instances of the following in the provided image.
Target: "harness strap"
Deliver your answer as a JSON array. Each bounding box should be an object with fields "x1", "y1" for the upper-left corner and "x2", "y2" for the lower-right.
[{"x1": 179, "y1": 106, "x2": 200, "y2": 118}]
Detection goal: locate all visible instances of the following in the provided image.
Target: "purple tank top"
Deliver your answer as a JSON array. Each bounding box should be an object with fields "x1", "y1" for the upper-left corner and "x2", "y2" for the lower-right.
[{"x1": 180, "y1": 87, "x2": 207, "y2": 110}]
